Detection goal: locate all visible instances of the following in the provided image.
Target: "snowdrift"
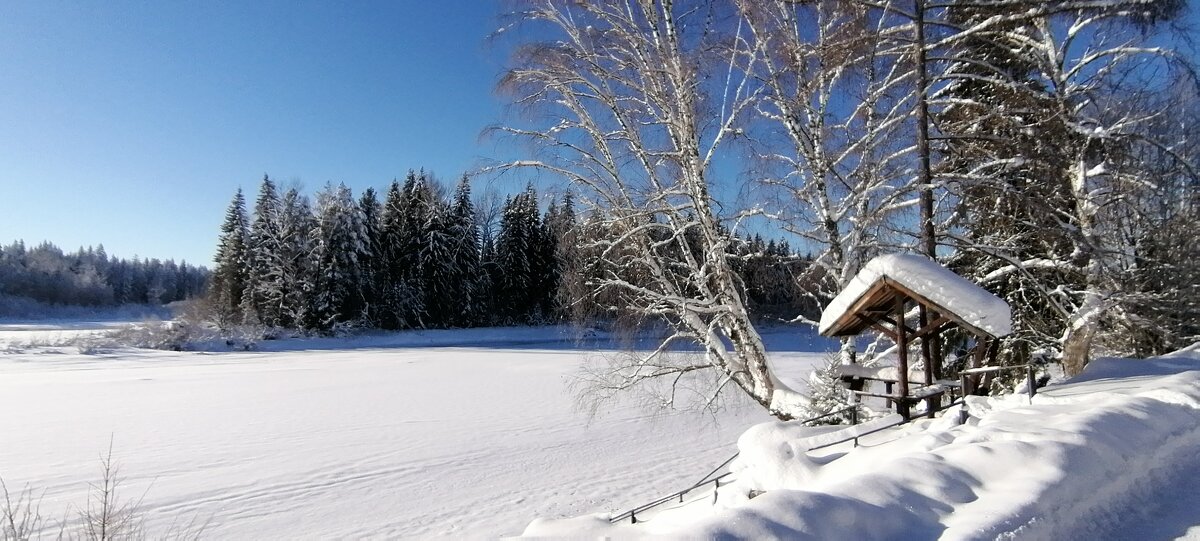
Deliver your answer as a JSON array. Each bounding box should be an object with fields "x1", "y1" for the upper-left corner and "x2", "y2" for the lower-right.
[{"x1": 523, "y1": 347, "x2": 1200, "y2": 539}]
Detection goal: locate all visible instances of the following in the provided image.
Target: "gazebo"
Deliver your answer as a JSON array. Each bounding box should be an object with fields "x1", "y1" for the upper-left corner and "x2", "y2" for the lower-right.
[{"x1": 818, "y1": 254, "x2": 1012, "y2": 419}]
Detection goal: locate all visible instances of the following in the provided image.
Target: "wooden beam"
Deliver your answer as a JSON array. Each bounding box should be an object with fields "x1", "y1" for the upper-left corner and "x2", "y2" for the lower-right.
[
  {"x1": 879, "y1": 277, "x2": 997, "y2": 339},
  {"x1": 869, "y1": 324, "x2": 898, "y2": 342},
  {"x1": 822, "y1": 280, "x2": 893, "y2": 337},
  {"x1": 912, "y1": 315, "x2": 951, "y2": 341}
]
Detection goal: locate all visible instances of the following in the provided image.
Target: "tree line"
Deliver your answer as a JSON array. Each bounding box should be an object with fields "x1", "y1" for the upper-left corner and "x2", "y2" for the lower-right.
[
  {"x1": 0, "y1": 240, "x2": 208, "y2": 309},
  {"x1": 208, "y1": 172, "x2": 812, "y2": 334}
]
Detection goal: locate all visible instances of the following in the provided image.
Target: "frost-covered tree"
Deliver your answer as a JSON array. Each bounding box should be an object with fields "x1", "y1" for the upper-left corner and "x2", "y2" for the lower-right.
[
  {"x1": 310, "y1": 182, "x2": 368, "y2": 330},
  {"x1": 937, "y1": 0, "x2": 1193, "y2": 374},
  {"x1": 418, "y1": 180, "x2": 456, "y2": 328},
  {"x1": 379, "y1": 176, "x2": 423, "y2": 329},
  {"x1": 495, "y1": 0, "x2": 809, "y2": 418},
  {"x1": 210, "y1": 189, "x2": 250, "y2": 325},
  {"x1": 357, "y1": 187, "x2": 385, "y2": 327},
  {"x1": 545, "y1": 190, "x2": 579, "y2": 321},
  {"x1": 447, "y1": 176, "x2": 482, "y2": 327},
  {"x1": 245, "y1": 175, "x2": 285, "y2": 327},
  {"x1": 493, "y1": 185, "x2": 551, "y2": 324},
  {"x1": 738, "y1": 0, "x2": 918, "y2": 344},
  {"x1": 277, "y1": 187, "x2": 316, "y2": 328}
]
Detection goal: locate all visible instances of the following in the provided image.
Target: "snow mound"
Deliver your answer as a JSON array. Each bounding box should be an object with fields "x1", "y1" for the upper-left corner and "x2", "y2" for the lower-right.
[
  {"x1": 523, "y1": 347, "x2": 1200, "y2": 539},
  {"x1": 819, "y1": 254, "x2": 1012, "y2": 338}
]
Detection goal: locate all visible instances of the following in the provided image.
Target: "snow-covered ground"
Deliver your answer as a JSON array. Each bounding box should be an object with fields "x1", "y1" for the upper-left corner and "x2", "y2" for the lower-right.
[
  {"x1": 0, "y1": 323, "x2": 828, "y2": 539},
  {"x1": 9, "y1": 322, "x2": 1196, "y2": 540},
  {"x1": 0, "y1": 320, "x2": 135, "y2": 349},
  {"x1": 527, "y1": 344, "x2": 1200, "y2": 539}
]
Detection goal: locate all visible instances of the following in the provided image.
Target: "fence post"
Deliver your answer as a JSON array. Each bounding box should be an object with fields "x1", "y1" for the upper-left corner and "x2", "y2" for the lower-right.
[
  {"x1": 630, "y1": 509, "x2": 637, "y2": 524},
  {"x1": 1027, "y1": 364, "x2": 1037, "y2": 401},
  {"x1": 959, "y1": 373, "x2": 970, "y2": 424}
]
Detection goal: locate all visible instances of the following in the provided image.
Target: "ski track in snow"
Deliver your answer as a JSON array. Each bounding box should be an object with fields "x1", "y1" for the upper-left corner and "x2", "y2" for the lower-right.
[{"x1": 0, "y1": 326, "x2": 823, "y2": 539}]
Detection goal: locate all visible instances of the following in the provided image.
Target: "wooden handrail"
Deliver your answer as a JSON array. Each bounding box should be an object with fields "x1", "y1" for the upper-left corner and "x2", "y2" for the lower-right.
[{"x1": 608, "y1": 405, "x2": 865, "y2": 525}]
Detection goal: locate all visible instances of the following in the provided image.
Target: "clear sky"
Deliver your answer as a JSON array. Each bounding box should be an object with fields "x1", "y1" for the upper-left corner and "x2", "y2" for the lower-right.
[{"x1": 0, "y1": 1, "x2": 515, "y2": 266}]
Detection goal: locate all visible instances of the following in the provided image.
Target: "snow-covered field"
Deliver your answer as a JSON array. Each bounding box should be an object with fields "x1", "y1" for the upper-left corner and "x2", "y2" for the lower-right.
[
  {"x1": 0, "y1": 323, "x2": 828, "y2": 539},
  {"x1": 7, "y1": 322, "x2": 1197, "y2": 540}
]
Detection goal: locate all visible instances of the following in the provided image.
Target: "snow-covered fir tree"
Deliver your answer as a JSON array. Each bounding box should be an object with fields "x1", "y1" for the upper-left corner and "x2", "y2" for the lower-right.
[
  {"x1": 447, "y1": 176, "x2": 481, "y2": 327},
  {"x1": 378, "y1": 177, "x2": 422, "y2": 329},
  {"x1": 277, "y1": 187, "x2": 316, "y2": 328},
  {"x1": 544, "y1": 190, "x2": 578, "y2": 321},
  {"x1": 494, "y1": 185, "x2": 549, "y2": 324},
  {"x1": 414, "y1": 177, "x2": 456, "y2": 328},
  {"x1": 310, "y1": 182, "x2": 368, "y2": 330},
  {"x1": 210, "y1": 188, "x2": 250, "y2": 326},
  {"x1": 357, "y1": 187, "x2": 384, "y2": 327},
  {"x1": 245, "y1": 175, "x2": 285, "y2": 327}
]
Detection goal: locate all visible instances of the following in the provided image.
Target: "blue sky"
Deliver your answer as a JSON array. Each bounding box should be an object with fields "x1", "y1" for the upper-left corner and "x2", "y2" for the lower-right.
[{"x1": 0, "y1": 1, "x2": 516, "y2": 266}]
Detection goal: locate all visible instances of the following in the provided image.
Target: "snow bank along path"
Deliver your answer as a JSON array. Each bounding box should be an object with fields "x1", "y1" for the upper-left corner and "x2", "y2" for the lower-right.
[
  {"x1": 0, "y1": 327, "x2": 825, "y2": 539},
  {"x1": 525, "y1": 346, "x2": 1200, "y2": 539}
]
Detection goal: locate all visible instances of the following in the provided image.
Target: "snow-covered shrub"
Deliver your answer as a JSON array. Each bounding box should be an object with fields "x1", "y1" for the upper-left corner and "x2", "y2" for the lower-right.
[{"x1": 803, "y1": 354, "x2": 858, "y2": 424}]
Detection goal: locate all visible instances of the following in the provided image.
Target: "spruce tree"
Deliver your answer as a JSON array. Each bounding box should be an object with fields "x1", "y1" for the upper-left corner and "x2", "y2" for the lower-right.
[
  {"x1": 447, "y1": 176, "x2": 481, "y2": 327},
  {"x1": 423, "y1": 201, "x2": 456, "y2": 327},
  {"x1": 548, "y1": 191, "x2": 588, "y2": 321},
  {"x1": 494, "y1": 185, "x2": 548, "y2": 323},
  {"x1": 379, "y1": 177, "x2": 422, "y2": 329},
  {"x1": 246, "y1": 174, "x2": 284, "y2": 327},
  {"x1": 210, "y1": 188, "x2": 250, "y2": 326},
  {"x1": 358, "y1": 187, "x2": 384, "y2": 326},
  {"x1": 277, "y1": 188, "x2": 316, "y2": 328},
  {"x1": 311, "y1": 182, "x2": 367, "y2": 330}
]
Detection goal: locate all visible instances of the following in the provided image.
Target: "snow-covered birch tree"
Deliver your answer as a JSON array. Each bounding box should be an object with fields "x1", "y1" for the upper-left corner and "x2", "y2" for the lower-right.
[
  {"x1": 736, "y1": 0, "x2": 921, "y2": 367},
  {"x1": 494, "y1": 0, "x2": 809, "y2": 419}
]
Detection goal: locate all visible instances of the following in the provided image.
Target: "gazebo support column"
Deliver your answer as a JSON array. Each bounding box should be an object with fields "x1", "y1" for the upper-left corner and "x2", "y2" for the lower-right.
[
  {"x1": 919, "y1": 306, "x2": 934, "y2": 387},
  {"x1": 895, "y1": 297, "x2": 911, "y2": 419},
  {"x1": 920, "y1": 307, "x2": 937, "y2": 417}
]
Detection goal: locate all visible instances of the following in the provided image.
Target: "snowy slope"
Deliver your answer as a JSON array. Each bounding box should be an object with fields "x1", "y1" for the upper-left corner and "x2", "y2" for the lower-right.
[
  {"x1": 525, "y1": 347, "x2": 1200, "y2": 539},
  {"x1": 0, "y1": 325, "x2": 827, "y2": 539}
]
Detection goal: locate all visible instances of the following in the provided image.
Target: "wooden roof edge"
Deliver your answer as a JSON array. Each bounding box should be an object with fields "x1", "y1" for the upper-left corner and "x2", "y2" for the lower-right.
[
  {"x1": 820, "y1": 279, "x2": 893, "y2": 337},
  {"x1": 879, "y1": 277, "x2": 997, "y2": 339},
  {"x1": 820, "y1": 275, "x2": 999, "y2": 339}
]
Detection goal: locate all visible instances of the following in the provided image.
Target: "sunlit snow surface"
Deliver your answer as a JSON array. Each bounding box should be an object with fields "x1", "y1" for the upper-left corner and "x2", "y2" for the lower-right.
[
  {"x1": 527, "y1": 344, "x2": 1200, "y2": 540},
  {"x1": 0, "y1": 324, "x2": 827, "y2": 539}
]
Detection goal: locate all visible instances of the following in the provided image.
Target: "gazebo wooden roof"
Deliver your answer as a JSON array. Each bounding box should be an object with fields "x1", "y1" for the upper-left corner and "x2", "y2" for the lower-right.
[
  {"x1": 821, "y1": 276, "x2": 997, "y2": 341},
  {"x1": 819, "y1": 254, "x2": 1012, "y2": 419}
]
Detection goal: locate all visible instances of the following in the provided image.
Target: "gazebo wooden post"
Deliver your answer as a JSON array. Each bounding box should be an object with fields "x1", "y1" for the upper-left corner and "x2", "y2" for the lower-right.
[
  {"x1": 920, "y1": 306, "x2": 937, "y2": 417},
  {"x1": 919, "y1": 306, "x2": 935, "y2": 387},
  {"x1": 895, "y1": 296, "x2": 911, "y2": 419},
  {"x1": 931, "y1": 332, "x2": 943, "y2": 381},
  {"x1": 966, "y1": 335, "x2": 989, "y2": 396}
]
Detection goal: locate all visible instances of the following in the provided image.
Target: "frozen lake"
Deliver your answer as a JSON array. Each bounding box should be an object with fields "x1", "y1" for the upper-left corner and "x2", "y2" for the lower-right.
[{"x1": 0, "y1": 323, "x2": 829, "y2": 539}]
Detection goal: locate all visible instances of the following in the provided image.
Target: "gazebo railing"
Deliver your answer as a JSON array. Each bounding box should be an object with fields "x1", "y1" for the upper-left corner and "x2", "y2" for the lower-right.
[
  {"x1": 609, "y1": 405, "x2": 878, "y2": 525},
  {"x1": 957, "y1": 363, "x2": 1039, "y2": 423},
  {"x1": 607, "y1": 366, "x2": 1040, "y2": 526}
]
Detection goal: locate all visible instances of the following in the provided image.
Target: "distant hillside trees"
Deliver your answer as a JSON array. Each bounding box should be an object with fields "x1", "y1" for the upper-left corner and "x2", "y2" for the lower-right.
[
  {"x1": 0, "y1": 240, "x2": 208, "y2": 311},
  {"x1": 211, "y1": 173, "x2": 812, "y2": 333}
]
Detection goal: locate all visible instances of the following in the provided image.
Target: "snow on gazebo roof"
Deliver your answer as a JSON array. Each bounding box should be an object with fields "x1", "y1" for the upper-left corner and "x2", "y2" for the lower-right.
[{"x1": 818, "y1": 253, "x2": 1012, "y2": 338}]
